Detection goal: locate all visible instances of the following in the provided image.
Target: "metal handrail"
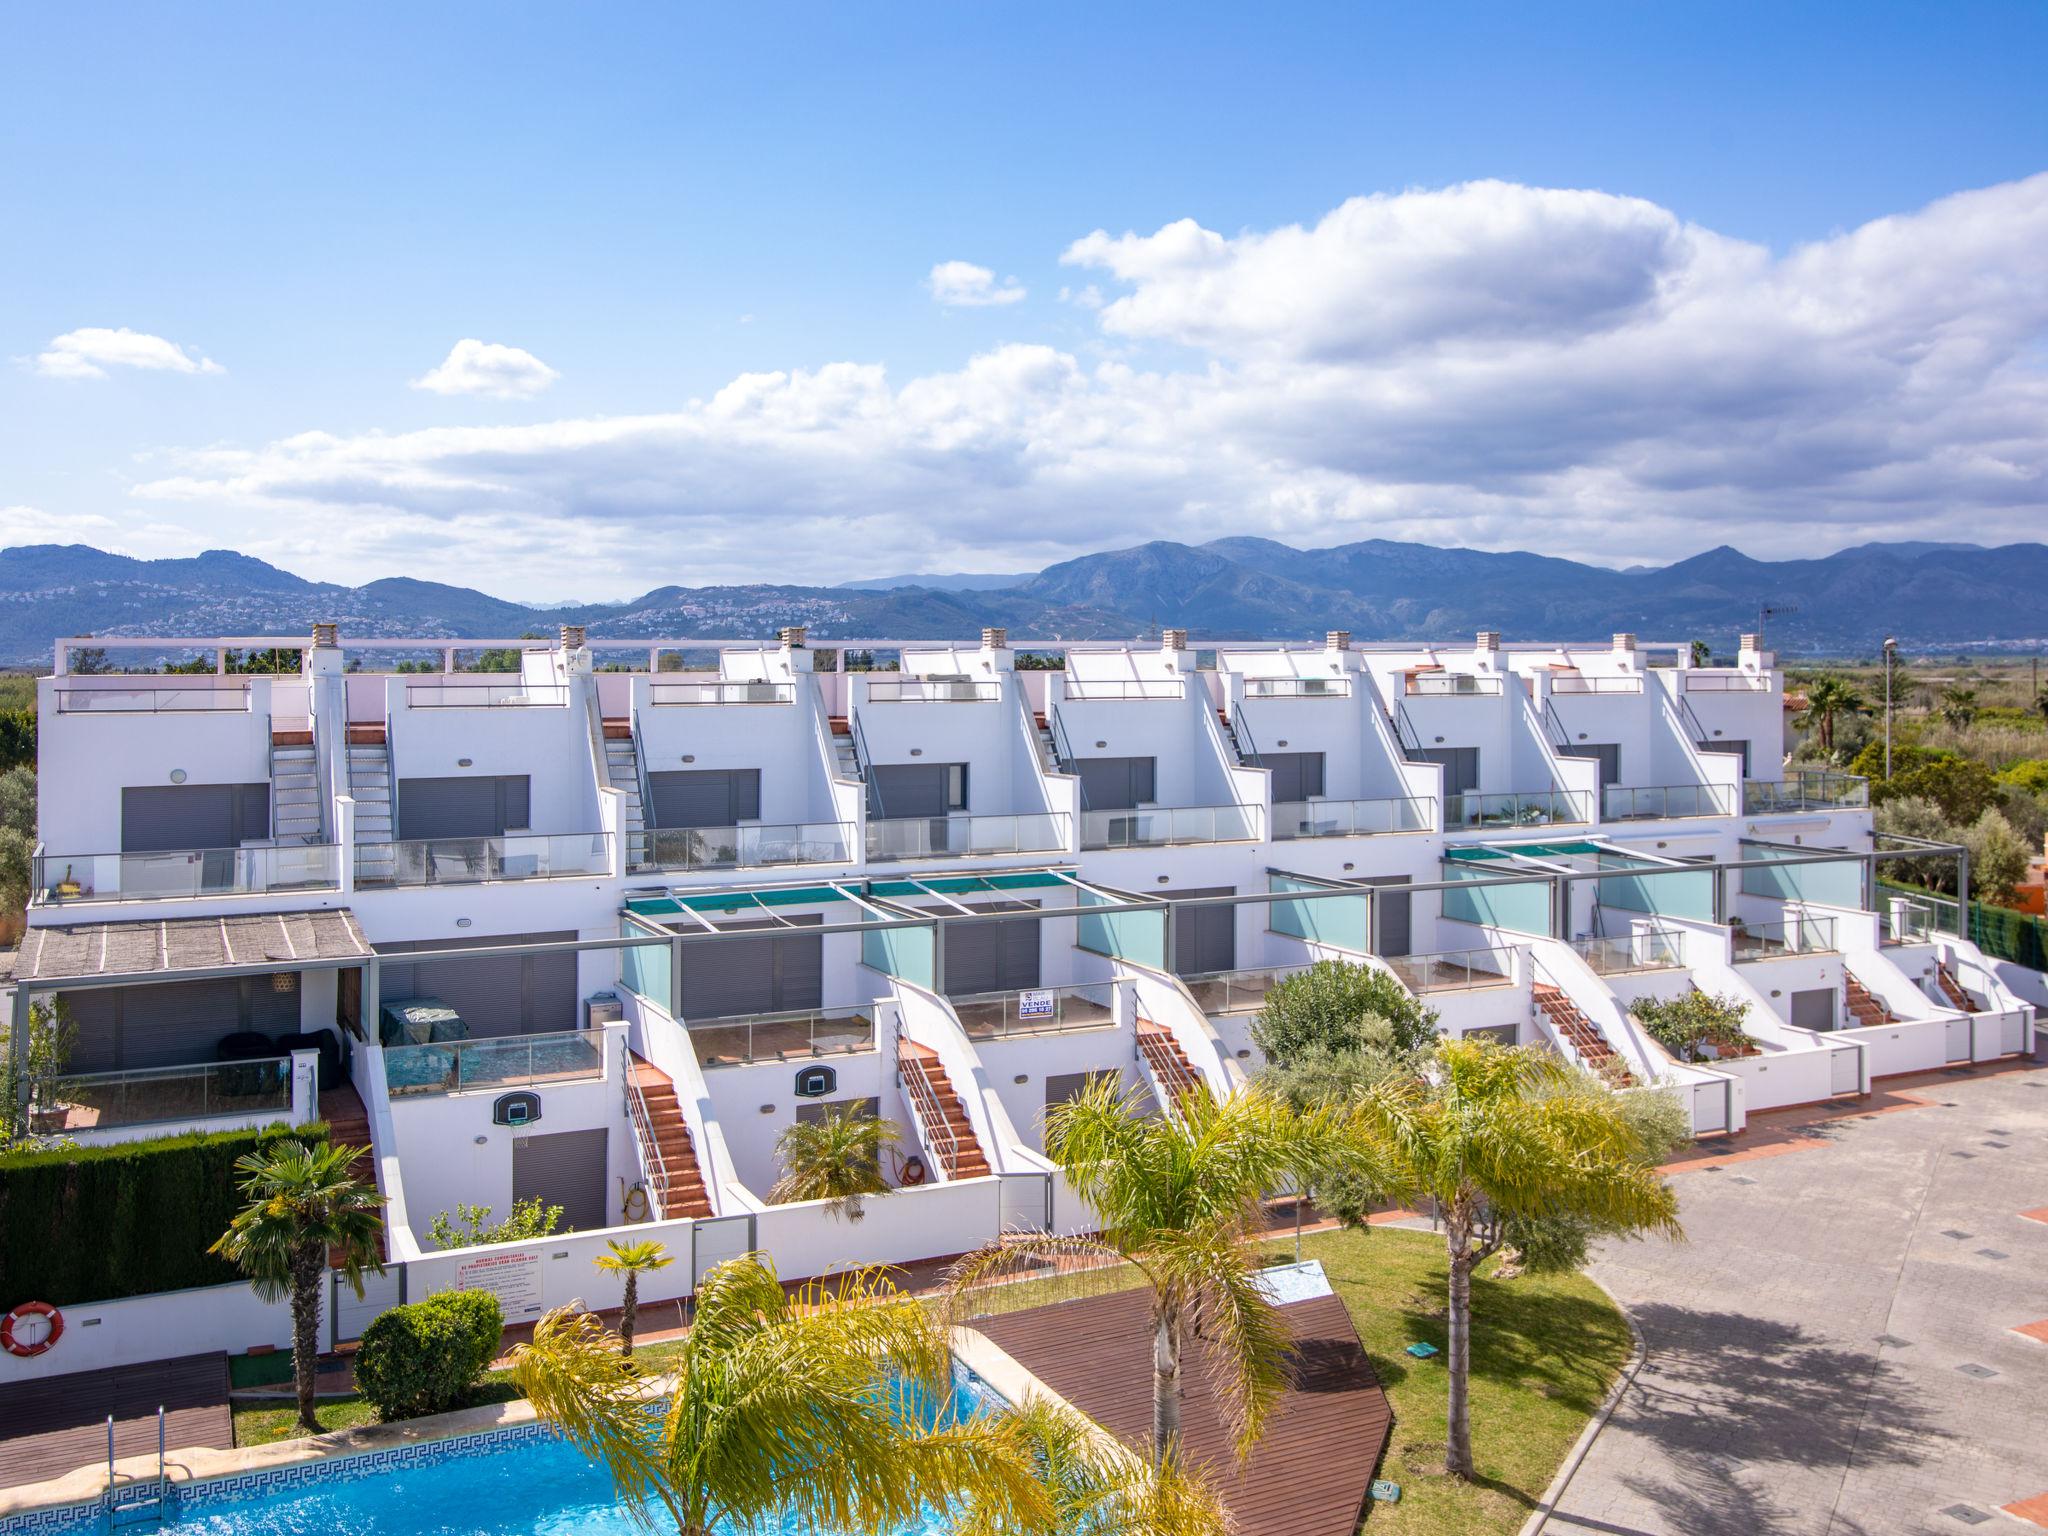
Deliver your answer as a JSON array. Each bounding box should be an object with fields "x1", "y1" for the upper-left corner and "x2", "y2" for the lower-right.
[
  {"x1": 1549, "y1": 675, "x2": 1644, "y2": 694},
  {"x1": 1242, "y1": 677, "x2": 1352, "y2": 699},
  {"x1": 650, "y1": 679, "x2": 795, "y2": 705},
  {"x1": 623, "y1": 1068, "x2": 674, "y2": 1220},
  {"x1": 1542, "y1": 699, "x2": 1572, "y2": 751},
  {"x1": 1134, "y1": 1022, "x2": 1202, "y2": 1122},
  {"x1": 865, "y1": 678, "x2": 1000, "y2": 702},
  {"x1": 1406, "y1": 674, "x2": 1503, "y2": 696},
  {"x1": 55, "y1": 684, "x2": 252, "y2": 713},
  {"x1": 1683, "y1": 673, "x2": 1771, "y2": 691},
  {"x1": 1048, "y1": 707, "x2": 1080, "y2": 779},
  {"x1": 1061, "y1": 678, "x2": 1187, "y2": 701},
  {"x1": 897, "y1": 1050, "x2": 963, "y2": 1179},
  {"x1": 1390, "y1": 701, "x2": 1425, "y2": 756},
  {"x1": 404, "y1": 681, "x2": 570, "y2": 707}
]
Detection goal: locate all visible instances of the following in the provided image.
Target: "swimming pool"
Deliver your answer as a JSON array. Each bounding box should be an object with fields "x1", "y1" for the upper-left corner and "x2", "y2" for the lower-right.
[{"x1": 2, "y1": 1371, "x2": 1000, "y2": 1536}]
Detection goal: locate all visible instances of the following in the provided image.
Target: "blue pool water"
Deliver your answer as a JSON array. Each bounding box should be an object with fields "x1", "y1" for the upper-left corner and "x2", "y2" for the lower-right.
[{"x1": 8, "y1": 1374, "x2": 998, "y2": 1536}]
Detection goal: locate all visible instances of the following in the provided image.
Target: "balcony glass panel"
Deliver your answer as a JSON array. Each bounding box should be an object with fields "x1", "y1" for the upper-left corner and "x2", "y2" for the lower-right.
[
  {"x1": 384, "y1": 1029, "x2": 604, "y2": 1097},
  {"x1": 1570, "y1": 930, "x2": 1685, "y2": 974},
  {"x1": 1549, "y1": 676, "x2": 1643, "y2": 694},
  {"x1": 36, "y1": 844, "x2": 342, "y2": 904},
  {"x1": 864, "y1": 679, "x2": 1000, "y2": 702},
  {"x1": 1406, "y1": 675, "x2": 1502, "y2": 697},
  {"x1": 1732, "y1": 915, "x2": 1838, "y2": 961},
  {"x1": 403, "y1": 681, "x2": 569, "y2": 707},
  {"x1": 650, "y1": 680, "x2": 794, "y2": 705},
  {"x1": 1181, "y1": 962, "x2": 1309, "y2": 1017},
  {"x1": 1379, "y1": 947, "x2": 1518, "y2": 992},
  {"x1": 865, "y1": 812, "x2": 1068, "y2": 861},
  {"x1": 952, "y1": 982, "x2": 1115, "y2": 1040},
  {"x1": 1273, "y1": 796, "x2": 1435, "y2": 838},
  {"x1": 1446, "y1": 789, "x2": 1593, "y2": 828},
  {"x1": 1062, "y1": 679, "x2": 1186, "y2": 701},
  {"x1": 54, "y1": 684, "x2": 252, "y2": 713},
  {"x1": 1743, "y1": 772, "x2": 1869, "y2": 813},
  {"x1": 1602, "y1": 784, "x2": 1736, "y2": 820},
  {"x1": 687, "y1": 1006, "x2": 877, "y2": 1068},
  {"x1": 1683, "y1": 673, "x2": 1771, "y2": 692},
  {"x1": 362, "y1": 832, "x2": 612, "y2": 886},
  {"x1": 638, "y1": 822, "x2": 854, "y2": 871},
  {"x1": 1242, "y1": 678, "x2": 1351, "y2": 699},
  {"x1": 38, "y1": 1058, "x2": 292, "y2": 1133},
  {"x1": 1079, "y1": 804, "x2": 1260, "y2": 849}
]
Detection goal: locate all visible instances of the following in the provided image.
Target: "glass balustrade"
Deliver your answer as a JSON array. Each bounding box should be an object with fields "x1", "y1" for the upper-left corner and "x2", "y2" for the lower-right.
[
  {"x1": 686, "y1": 1007, "x2": 877, "y2": 1068},
  {"x1": 1549, "y1": 676, "x2": 1643, "y2": 694},
  {"x1": 54, "y1": 684, "x2": 253, "y2": 713},
  {"x1": 1406, "y1": 675, "x2": 1503, "y2": 696},
  {"x1": 1445, "y1": 790, "x2": 1593, "y2": 828},
  {"x1": 363, "y1": 832, "x2": 612, "y2": 886},
  {"x1": 865, "y1": 812, "x2": 1068, "y2": 861},
  {"x1": 1731, "y1": 915, "x2": 1838, "y2": 960},
  {"x1": 1181, "y1": 963, "x2": 1311, "y2": 1017},
  {"x1": 1272, "y1": 796, "x2": 1435, "y2": 839},
  {"x1": 637, "y1": 822, "x2": 854, "y2": 871},
  {"x1": 384, "y1": 1029, "x2": 605, "y2": 1097},
  {"x1": 38, "y1": 1058, "x2": 292, "y2": 1132},
  {"x1": 403, "y1": 681, "x2": 570, "y2": 707},
  {"x1": 1601, "y1": 783, "x2": 1737, "y2": 821},
  {"x1": 1570, "y1": 930, "x2": 1686, "y2": 974},
  {"x1": 36, "y1": 844, "x2": 342, "y2": 904},
  {"x1": 1061, "y1": 679, "x2": 1186, "y2": 701},
  {"x1": 1743, "y1": 773, "x2": 1870, "y2": 813},
  {"x1": 863, "y1": 679, "x2": 1001, "y2": 702},
  {"x1": 1079, "y1": 803, "x2": 1261, "y2": 849},
  {"x1": 1380, "y1": 947, "x2": 1517, "y2": 992},
  {"x1": 649, "y1": 680, "x2": 795, "y2": 705},
  {"x1": 950, "y1": 982, "x2": 1116, "y2": 1040},
  {"x1": 1242, "y1": 678, "x2": 1351, "y2": 699}
]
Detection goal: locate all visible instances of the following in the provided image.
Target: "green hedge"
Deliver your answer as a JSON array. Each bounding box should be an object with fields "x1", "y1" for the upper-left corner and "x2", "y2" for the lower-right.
[
  {"x1": 0, "y1": 1121, "x2": 330, "y2": 1306},
  {"x1": 1879, "y1": 879, "x2": 2048, "y2": 970}
]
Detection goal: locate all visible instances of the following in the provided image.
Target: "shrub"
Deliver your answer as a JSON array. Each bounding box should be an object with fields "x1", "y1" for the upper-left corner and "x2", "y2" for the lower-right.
[
  {"x1": 1630, "y1": 991, "x2": 1751, "y2": 1063},
  {"x1": 353, "y1": 1290, "x2": 504, "y2": 1421},
  {"x1": 426, "y1": 1197, "x2": 562, "y2": 1250},
  {"x1": 1251, "y1": 959, "x2": 1439, "y2": 1064},
  {"x1": 0, "y1": 1121, "x2": 329, "y2": 1304},
  {"x1": 1873, "y1": 756, "x2": 2000, "y2": 823},
  {"x1": 1996, "y1": 759, "x2": 2048, "y2": 795}
]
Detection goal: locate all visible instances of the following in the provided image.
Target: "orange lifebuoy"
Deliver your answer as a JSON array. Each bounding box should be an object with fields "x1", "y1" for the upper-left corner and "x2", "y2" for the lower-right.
[
  {"x1": 1, "y1": 1301, "x2": 62, "y2": 1358},
  {"x1": 900, "y1": 1155, "x2": 928, "y2": 1187}
]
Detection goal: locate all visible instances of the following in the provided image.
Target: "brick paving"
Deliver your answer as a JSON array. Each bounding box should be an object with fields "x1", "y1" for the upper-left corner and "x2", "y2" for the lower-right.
[{"x1": 1548, "y1": 1058, "x2": 2048, "y2": 1535}]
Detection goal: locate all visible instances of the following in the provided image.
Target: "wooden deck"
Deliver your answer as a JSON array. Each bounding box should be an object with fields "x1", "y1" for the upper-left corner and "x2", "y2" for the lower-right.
[
  {"x1": 970, "y1": 1284, "x2": 1391, "y2": 1536},
  {"x1": 0, "y1": 1353, "x2": 231, "y2": 1491}
]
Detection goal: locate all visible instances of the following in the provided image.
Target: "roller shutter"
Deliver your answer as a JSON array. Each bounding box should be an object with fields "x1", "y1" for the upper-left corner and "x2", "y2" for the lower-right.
[
  {"x1": 1357, "y1": 875, "x2": 1413, "y2": 957},
  {"x1": 677, "y1": 915, "x2": 823, "y2": 1020},
  {"x1": 512, "y1": 1128, "x2": 608, "y2": 1233},
  {"x1": 59, "y1": 976, "x2": 298, "y2": 1071},
  {"x1": 396, "y1": 776, "x2": 530, "y2": 840},
  {"x1": 938, "y1": 901, "x2": 1041, "y2": 995},
  {"x1": 121, "y1": 783, "x2": 270, "y2": 852},
  {"x1": 1074, "y1": 756, "x2": 1155, "y2": 811},
  {"x1": 377, "y1": 929, "x2": 576, "y2": 1037},
  {"x1": 1263, "y1": 752, "x2": 1326, "y2": 802},
  {"x1": 647, "y1": 769, "x2": 761, "y2": 830},
  {"x1": 1561, "y1": 743, "x2": 1622, "y2": 788}
]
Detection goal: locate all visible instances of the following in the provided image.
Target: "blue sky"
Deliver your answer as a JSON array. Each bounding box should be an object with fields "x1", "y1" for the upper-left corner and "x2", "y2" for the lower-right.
[{"x1": 4, "y1": 1, "x2": 2045, "y2": 598}]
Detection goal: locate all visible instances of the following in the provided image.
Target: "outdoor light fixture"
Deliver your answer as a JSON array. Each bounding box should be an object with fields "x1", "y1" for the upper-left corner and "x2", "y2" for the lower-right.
[
  {"x1": 169, "y1": 768, "x2": 187, "y2": 783},
  {"x1": 457, "y1": 756, "x2": 473, "y2": 767},
  {"x1": 455, "y1": 917, "x2": 472, "y2": 928},
  {"x1": 473, "y1": 1135, "x2": 487, "y2": 1146},
  {"x1": 910, "y1": 747, "x2": 924, "y2": 756},
  {"x1": 271, "y1": 972, "x2": 296, "y2": 993},
  {"x1": 1013, "y1": 1073, "x2": 1028, "y2": 1085},
  {"x1": 682, "y1": 753, "x2": 695, "y2": 763}
]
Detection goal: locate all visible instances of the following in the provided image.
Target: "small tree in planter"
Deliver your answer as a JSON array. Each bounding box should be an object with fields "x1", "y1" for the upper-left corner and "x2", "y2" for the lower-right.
[
  {"x1": 593, "y1": 1238, "x2": 673, "y2": 1359},
  {"x1": 769, "y1": 1105, "x2": 900, "y2": 1222},
  {"x1": 1631, "y1": 991, "x2": 1754, "y2": 1063}
]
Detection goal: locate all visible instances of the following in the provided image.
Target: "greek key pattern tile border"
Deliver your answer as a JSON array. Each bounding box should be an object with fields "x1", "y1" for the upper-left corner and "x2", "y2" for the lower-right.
[{"x1": 0, "y1": 1422, "x2": 560, "y2": 1535}]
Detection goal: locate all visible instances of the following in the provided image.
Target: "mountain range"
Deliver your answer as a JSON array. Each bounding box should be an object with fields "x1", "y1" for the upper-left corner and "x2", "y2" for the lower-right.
[{"x1": 2, "y1": 538, "x2": 2044, "y2": 666}]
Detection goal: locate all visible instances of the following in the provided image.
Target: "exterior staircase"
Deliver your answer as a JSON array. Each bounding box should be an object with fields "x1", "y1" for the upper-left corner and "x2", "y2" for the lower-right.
[
  {"x1": 897, "y1": 1042, "x2": 989, "y2": 1180},
  {"x1": 1843, "y1": 972, "x2": 1896, "y2": 1028},
  {"x1": 1934, "y1": 962, "x2": 1977, "y2": 1012},
  {"x1": 1215, "y1": 707, "x2": 1253, "y2": 766},
  {"x1": 1533, "y1": 982, "x2": 1635, "y2": 1085},
  {"x1": 1137, "y1": 1020, "x2": 1206, "y2": 1110},
  {"x1": 1032, "y1": 711, "x2": 1059, "y2": 772},
  {"x1": 269, "y1": 741, "x2": 324, "y2": 843},
  {"x1": 347, "y1": 740, "x2": 396, "y2": 884},
  {"x1": 829, "y1": 716, "x2": 862, "y2": 779},
  {"x1": 625, "y1": 1052, "x2": 715, "y2": 1219},
  {"x1": 601, "y1": 721, "x2": 648, "y2": 869}
]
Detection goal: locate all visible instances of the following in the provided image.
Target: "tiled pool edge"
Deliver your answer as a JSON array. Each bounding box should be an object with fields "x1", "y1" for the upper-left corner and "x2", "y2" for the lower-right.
[{"x1": 0, "y1": 1395, "x2": 547, "y2": 1534}]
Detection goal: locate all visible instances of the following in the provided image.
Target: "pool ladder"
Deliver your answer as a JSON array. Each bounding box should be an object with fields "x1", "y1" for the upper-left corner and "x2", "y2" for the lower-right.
[{"x1": 104, "y1": 1407, "x2": 169, "y2": 1529}]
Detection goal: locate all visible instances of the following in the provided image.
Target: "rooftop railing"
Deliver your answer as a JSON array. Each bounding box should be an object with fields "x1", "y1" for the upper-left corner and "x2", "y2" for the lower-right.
[
  {"x1": 1549, "y1": 676, "x2": 1643, "y2": 694},
  {"x1": 688, "y1": 1006, "x2": 876, "y2": 1068},
  {"x1": 54, "y1": 684, "x2": 252, "y2": 714},
  {"x1": 866, "y1": 812, "x2": 1068, "y2": 862},
  {"x1": 34, "y1": 844, "x2": 342, "y2": 904},
  {"x1": 1406, "y1": 674, "x2": 1503, "y2": 697},
  {"x1": 1601, "y1": 783, "x2": 1737, "y2": 821},
  {"x1": 1732, "y1": 914, "x2": 1838, "y2": 960},
  {"x1": 951, "y1": 981, "x2": 1115, "y2": 1040},
  {"x1": 1182, "y1": 962, "x2": 1310, "y2": 1017},
  {"x1": 1682, "y1": 673, "x2": 1771, "y2": 691},
  {"x1": 361, "y1": 831, "x2": 612, "y2": 886},
  {"x1": 1570, "y1": 929, "x2": 1686, "y2": 975},
  {"x1": 384, "y1": 1029, "x2": 605, "y2": 1098},
  {"x1": 1446, "y1": 789, "x2": 1594, "y2": 829},
  {"x1": 864, "y1": 678, "x2": 1001, "y2": 703},
  {"x1": 1079, "y1": 803, "x2": 1261, "y2": 849},
  {"x1": 36, "y1": 1058, "x2": 292, "y2": 1133},
  {"x1": 1742, "y1": 771, "x2": 1869, "y2": 814},
  {"x1": 650, "y1": 680, "x2": 795, "y2": 705},
  {"x1": 1381, "y1": 946, "x2": 1518, "y2": 993},
  {"x1": 404, "y1": 680, "x2": 570, "y2": 708},
  {"x1": 1881, "y1": 896, "x2": 1939, "y2": 947},
  {"x1": 1272, "y1": 796, "x2": 1436, "y2": 839},
  {"x1": 1062, "y1": 679, "x2": 1187, "y2": 702},
  {"x1": 1242, "y1": 677, "x2": 1351, "y2": 699},
  {"x1": 638, "y1": 821, "x2": 855, "y2": 872}
]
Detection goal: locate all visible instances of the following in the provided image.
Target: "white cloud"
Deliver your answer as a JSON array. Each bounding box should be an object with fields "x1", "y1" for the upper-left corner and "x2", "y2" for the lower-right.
[
  {"x1": 411, "y1": 339, "x2": 560, "y2": 399},
  {"x1": 121, "y1": 174, "x2": 2048, "y2": 593},
  {"x1": 34, "y1": 327, "x2": 223, "y2": 380},
  {"x1": 928, "y1": 261, "x2": 1027, "y2": 308},
  {"x1": 0, "y1": 504, "x2": 119, "y2": 543}
]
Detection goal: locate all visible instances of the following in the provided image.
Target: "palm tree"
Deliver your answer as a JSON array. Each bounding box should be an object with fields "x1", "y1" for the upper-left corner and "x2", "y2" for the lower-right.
[
  {"x1": 592, "y1": 1238, "x2": 673, "y2": 1359},
  {"x1": 1353, "y1": 1038, "x2": 1680, "y2": 1480},
  {"x1": 954, "y1": 1398, "x2": 1230, "y2": 1536},
  {"x1": 211, "y1": 1139, "x2": 385, "y2": 1432},
  {"x1": 1938, "y1": 684, "x2": 1979, "y2": 731},
  {"x1": 769, "y1": 1105, "x2": 900, "y2": 1222},
  {"x1": 1793, "y1": 674, "x2": 1869, "y2": 755},
  {"x1": 512, "y1": 1253, "x2": 1045, "y2": 1536},
  {"x1": 946, "y1": 1078, "x2": 1346, "y2": 1466}
]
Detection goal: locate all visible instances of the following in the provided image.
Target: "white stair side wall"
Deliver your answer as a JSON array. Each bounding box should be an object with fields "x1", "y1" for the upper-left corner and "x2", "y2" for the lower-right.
[
  {"x1": 618, "y1": 985, "x2": 747, "y2": 1218},
  {"x1": 893, "y1": 979, "x2": 1033, "y2": 1176},
  {"x1": 1118, "y1": 963, "x2": 1247, "y2": 1095}
]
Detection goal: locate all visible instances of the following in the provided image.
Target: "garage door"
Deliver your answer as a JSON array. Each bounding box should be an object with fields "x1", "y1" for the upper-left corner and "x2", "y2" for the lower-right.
[
  {"x1": 939, "y1": 901, "x2": 1042, "y2": 995},
  {"x1": 648, "y1": 769, "x2": 761, "y2": 830},
  {"x1": 377, "y1": 930, "x2": 577, "y2": 1037},
  {"x1": 512, "y1": 1128, "x2": 608, "y2": 1233},
  {"x1": 678, "y1": 915, "x2": 823, "y2": 1020},
  {"x1": 1165, "y1": 887, "x2": 1236, "y2": 977}
]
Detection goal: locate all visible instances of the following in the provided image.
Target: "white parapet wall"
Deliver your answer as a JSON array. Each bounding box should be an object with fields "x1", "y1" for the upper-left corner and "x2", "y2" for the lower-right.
[{"x1": 0, "y1": 1282, "x2": 292, "y2": 1386}]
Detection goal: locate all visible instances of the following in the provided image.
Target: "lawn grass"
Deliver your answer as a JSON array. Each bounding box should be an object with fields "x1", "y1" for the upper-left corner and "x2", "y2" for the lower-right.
[{"x1": 230, "y1": 1374, "x2": 522, "y2": 1447}]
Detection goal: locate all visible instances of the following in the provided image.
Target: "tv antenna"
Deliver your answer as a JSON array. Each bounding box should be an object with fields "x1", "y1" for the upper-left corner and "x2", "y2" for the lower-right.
[{"x1": 1758, "y1": 602, "x2": 1797, "y2": 650}]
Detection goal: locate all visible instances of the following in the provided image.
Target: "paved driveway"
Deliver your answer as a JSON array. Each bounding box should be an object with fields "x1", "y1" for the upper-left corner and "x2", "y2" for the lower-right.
[{"x1": 1548, "y1": 1060, "x2": 2048, "y2": 1536}]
